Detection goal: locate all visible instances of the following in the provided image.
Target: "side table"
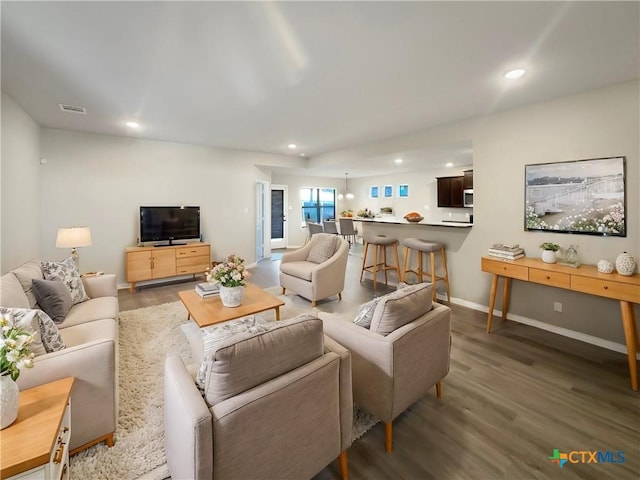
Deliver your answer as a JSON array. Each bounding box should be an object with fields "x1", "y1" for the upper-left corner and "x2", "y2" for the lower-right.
[{"x1": 0, "y1": 377, "x2": 74, "y2": 479}]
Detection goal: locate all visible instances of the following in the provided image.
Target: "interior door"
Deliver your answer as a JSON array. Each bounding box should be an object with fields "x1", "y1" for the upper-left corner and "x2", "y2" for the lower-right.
[
  {"x1": 270, "y1": 185, "x2": 287, "y2": 249},
  {"x1": 256, "y1": 181, "x2": 267, "y2": 262}
]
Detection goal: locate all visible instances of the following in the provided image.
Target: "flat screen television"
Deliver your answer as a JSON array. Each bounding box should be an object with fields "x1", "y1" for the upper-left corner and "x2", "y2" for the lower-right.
[{"x1": 139, "y1": 206, "x2": 200, "y2": 245}]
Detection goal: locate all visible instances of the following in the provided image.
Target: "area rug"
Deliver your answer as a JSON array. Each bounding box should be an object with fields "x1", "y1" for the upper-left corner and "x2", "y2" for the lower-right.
[{"x1": 69, "y1": 290, "x2": 378, "y2": 480}]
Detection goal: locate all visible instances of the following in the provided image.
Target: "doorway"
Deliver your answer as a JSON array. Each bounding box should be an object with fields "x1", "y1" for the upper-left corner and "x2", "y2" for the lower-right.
[
  {"x1": 270, "y1": 185, "x2": 288, "y2": 250},
  {"x1": 255, "y1": 181, "x2": 268, "y2": 262}
]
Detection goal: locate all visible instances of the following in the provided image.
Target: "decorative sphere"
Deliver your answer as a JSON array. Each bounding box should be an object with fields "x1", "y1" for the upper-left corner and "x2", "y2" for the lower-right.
[
  {"x1": 615, "y1": 252, "x2": 636, "y2": 276},
  {"x1": 597, "y1": 260, "x2": 614, "y2": 274}
]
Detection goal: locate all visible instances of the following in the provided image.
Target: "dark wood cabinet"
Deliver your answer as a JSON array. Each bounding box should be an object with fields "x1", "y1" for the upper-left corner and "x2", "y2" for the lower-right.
[
  {"x1": 463, "y1": 170, "x2": 473, "y2": 189},
  {"x1": 437, "y1": 176, "x2": 465, "y2": 207}
]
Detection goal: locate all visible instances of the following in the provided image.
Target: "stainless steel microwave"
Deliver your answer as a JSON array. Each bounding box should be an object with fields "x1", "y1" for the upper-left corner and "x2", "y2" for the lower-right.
[{"x1": 463, "y1": 189, "x2": 474, "y2": 208}]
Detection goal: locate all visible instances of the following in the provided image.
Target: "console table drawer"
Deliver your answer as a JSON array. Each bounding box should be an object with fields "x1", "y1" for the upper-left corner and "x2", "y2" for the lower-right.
[
  {"x1": 529, "y1": 268, "x2": 571, "y2": 289},
  {"x1": 176, "y1": 245, "x2": 210, "y2": 258},
  {"x1": 571, "y1": 276, "x2": 640, "y2": 303},
  {"x1": 481, "y1": 258, "x2": 528, "y2": 280}
]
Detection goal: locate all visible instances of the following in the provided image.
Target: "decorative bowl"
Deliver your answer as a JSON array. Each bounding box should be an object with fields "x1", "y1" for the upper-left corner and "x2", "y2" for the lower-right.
[{"x1": 404, "y1": 215, "x2": 424, "y2": 223}]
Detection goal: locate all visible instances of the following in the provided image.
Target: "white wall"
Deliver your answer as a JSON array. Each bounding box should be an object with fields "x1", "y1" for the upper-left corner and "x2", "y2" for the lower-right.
[
  {"x1": 308, "y1": 80, "x2": 639, "y2": 345},
  {"x1": 1, "y1": 92, "x2": 41, "y2": 273},
  {"x1": 38, "y1": 129, "x2": 304, "y2": 284}
]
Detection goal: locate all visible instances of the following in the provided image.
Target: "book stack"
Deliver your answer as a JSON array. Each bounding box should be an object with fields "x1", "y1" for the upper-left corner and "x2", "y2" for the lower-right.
[
  {"x1": 195, "y1": 282, "x2": 220, "y2": 298},
  {"x1": 488, "y1": 243, "x2": 525, "y2": 260}
]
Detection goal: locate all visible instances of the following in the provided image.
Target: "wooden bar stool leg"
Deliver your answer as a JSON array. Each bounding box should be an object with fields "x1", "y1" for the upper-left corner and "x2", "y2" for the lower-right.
[
  {"x1": 440, "y1": 248, "x2": 450, "y2": 302},
  {"x1": 372, "y1": 244, "x2": 379, "y2": 290},
  {"x1": 360, "y1": 242, "x2": 369, "y2": 282},
  {"x1": 430, "y1": 251, "x2": 437, "y2": 301},
  {"x1": 383, "y1": 245, "x2": 389, "y2": 285},
  {"x1": 418, "y1": 251, "x2": 424, "y2": 283},
  {"x1": 393, "y1": 243, "x2": 401, "y2": 283},
  {"x1": 402, "y1": 246, "x2": 409, "y2": 282}
]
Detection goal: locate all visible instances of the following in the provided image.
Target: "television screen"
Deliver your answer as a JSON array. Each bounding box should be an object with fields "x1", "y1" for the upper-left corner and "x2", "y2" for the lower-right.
[{"x1": 139, "y1": 206, "x2": 200, "y2": 243}]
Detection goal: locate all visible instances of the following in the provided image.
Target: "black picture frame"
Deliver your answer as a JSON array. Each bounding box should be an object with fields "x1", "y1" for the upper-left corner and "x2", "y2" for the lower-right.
[{"x1": 524, "y1": 156, "x2": 626, "y2": 237}]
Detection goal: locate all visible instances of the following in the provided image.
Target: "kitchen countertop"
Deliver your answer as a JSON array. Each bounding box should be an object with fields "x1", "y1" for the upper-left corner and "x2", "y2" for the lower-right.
[{"x1": 353, "y1": 216, "x2": 473, "y2": 228}]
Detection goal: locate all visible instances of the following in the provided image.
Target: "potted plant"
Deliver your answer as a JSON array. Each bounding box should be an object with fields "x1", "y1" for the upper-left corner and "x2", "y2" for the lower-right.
[
  {"x1": 1, "y1": 314, "x2": 35, "y2": 428},
  {"x1": 209, "y1": 255, "x2": 251, "y2": 307},
  {"x1": 539, "y1": 242, "x2": 560, "y2": 264}
]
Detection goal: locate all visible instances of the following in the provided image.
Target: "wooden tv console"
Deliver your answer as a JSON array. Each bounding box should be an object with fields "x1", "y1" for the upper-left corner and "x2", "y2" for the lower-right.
[{"x1": 125, "y1": 242, "x2": 211, "y2": 293}]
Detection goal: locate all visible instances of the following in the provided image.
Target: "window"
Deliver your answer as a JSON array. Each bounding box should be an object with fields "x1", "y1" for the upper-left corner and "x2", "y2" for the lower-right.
[
  {"x1": 301, "y1": 188, "x2": 336, "y2": 223},
  {"x1": 399, "y1": 184, "x2": 409, "y2": 197},
  {"x1": 370, "y1": 186, "x2": 379, "y2": 198}
]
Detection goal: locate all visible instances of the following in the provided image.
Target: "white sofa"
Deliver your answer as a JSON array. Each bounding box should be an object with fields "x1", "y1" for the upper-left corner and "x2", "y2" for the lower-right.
[{"x1": 0, "y1": 259, "x2": 119, "y2": 453}]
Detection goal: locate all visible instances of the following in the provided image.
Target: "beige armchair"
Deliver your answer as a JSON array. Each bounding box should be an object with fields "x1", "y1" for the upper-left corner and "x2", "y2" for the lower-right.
[
  {"x1": 279, "y1": 233, "x2": 349, "y2": 307},
  {"x1": 164, "y1": 316, "x2": 353, "y2": 480},
  {"x1": 320, "y1": 283, "x2": 451, "y2": 452}
]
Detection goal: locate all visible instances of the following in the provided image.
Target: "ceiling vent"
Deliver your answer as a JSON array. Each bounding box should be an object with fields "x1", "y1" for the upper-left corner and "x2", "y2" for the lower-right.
[{"x1": 58, "y1": 104, "x2": 87, "y2": 114}]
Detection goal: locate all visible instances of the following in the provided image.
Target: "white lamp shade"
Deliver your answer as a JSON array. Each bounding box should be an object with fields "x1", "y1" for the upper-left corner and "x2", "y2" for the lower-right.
[{"x1": 56, "y1": 227, "x2": 92, "y2": 248}]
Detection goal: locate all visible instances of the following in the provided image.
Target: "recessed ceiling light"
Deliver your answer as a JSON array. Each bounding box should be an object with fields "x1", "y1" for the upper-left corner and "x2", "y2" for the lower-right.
[
  {"x1": 394, "y1": 158, "x2": 403, "y2": 164},
  {"x1": 126, "y1": 121, "x2": 140, "y2": 129},
  {"x1": 288, "y1": 144, "x2": 297, "y2": 149},
  {"x1": 446, "y1": 162, "x2": 454, "y2": 167},
  {"x1": 504, "y1": 68, "x2": 526, "y2": 79}
]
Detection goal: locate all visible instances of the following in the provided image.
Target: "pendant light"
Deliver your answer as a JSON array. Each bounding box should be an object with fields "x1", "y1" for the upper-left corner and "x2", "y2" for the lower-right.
[{"x1": 338, "y1": 173, "x2": 354, "y2": 200}]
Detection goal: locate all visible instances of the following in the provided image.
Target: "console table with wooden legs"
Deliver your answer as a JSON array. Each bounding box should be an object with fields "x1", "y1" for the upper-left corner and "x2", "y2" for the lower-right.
[{"x1": 481, "y1": 256, "x2": 640, "y2": 391}]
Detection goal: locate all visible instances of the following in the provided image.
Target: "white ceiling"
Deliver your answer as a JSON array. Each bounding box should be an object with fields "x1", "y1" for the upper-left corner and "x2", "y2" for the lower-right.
[{"x1": 2, "y1": 1, "x2": 638, "y2": 177}]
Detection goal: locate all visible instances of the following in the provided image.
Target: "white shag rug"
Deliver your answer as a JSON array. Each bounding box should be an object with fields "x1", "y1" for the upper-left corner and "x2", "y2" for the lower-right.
[{"x1": 70, "y1": 288, "x2": 378, "y2": 480}]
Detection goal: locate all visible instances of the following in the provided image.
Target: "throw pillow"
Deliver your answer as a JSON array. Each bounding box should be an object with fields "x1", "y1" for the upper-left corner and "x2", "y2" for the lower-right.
[
  {"x1": 196, "y1": 315, "x2": 272, "y2": 390},
  {"x1": 31, "y1": 278, "x2": 73, "y2": 323},
  {"x1": 0, "y1": 307, "x2": 65, "y2": 354},
  {"x1": 41, "y1": 257, "x2": 89, "y2": 305},
  {"x1": 0, "y1": 307, "x2": 47, "y2": 356},
  {"x1": 369, "y1": 282, "x2": 433, "y2": 335},
  {"x1": 307, "y1": 233, "x2": 337, "y2": 264},
  {"x1": 353, "y1": 296, "x2": 383, "y2": 329},
  {"x1": 11, "y1": 259, "x2": 44, "y2": 308}
]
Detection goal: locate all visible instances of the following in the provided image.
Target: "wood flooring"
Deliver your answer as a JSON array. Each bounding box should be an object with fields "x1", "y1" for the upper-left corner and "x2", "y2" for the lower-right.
[{"x1": 118, "y1": 246, "x2": 639, "y2": 480}]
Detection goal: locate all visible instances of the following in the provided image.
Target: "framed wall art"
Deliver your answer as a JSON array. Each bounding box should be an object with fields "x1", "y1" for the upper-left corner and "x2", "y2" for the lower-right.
[{"x1": 525, "y1": 156, "x2": 626, "y2": 237}]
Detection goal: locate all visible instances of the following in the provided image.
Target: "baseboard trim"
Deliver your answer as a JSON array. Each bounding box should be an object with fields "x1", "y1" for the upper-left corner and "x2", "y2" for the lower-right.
[{"x1": 438, "y1": 294, "x2": 639, "y2": 359}]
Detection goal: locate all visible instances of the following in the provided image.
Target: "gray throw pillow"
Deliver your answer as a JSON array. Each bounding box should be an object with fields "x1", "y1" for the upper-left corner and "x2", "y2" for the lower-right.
[
  {"x1": 369, "y1": 282, "x2": 434, "y2": 335},
  {"x1": 41, "y1": 257, "x2": 89, "y2": 305},
  {"x1": 32, "y1": 278, "x2": 73, "y2": 323},
  {"x1": 307, "y1": 234, "x2": 337, "y2": 264}
]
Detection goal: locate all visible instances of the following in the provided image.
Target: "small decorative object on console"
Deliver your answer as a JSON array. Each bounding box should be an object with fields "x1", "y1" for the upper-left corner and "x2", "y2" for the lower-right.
[
  {"x1": 615, "y1": 252, "x2": 636, "y2": 276},
  {"x1": 404, "y1": 212, "x2": 424, "y2": 223},
  {"x1": 540, "y1": 242, "x2": 560, "y2": 264},
  {"x1": 597, "y1": 260, "x2": 614, "y2": 274},
  {"x1": 356, "y1": 208, "x2": 375, "y2": 218},
  {"x1": 563, "y1": 244, "x2": 581, "y2": 268}
]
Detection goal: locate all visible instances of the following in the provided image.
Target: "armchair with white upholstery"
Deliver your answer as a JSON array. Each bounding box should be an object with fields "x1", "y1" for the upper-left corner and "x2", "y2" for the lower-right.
[
  {"x1": 320, "y1": 283, "x2": 451, "y2": 452},
  {"x1": 279, "y1": 233, "x2": 349, "y2": 307},
  {"x1": 164, "y1": 316, "x2": 353, "y2": 480}
]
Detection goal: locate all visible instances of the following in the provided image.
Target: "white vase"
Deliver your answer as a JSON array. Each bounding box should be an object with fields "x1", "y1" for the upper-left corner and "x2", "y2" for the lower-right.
[
  {"x1": 541, "y1": 250, "x2": 557, "y2": 264},
  {"x1": 219, "y1": 285, "x2": 244, "y2": 307},
  {"x1": 1, "y1": 375, "x2": 19, "y2": 429},
  {"x1": 615, "y1": 252, "x2": 636, "y2": 276}
]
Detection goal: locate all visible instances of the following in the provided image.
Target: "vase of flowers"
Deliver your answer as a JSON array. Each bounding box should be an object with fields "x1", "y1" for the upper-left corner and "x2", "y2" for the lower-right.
[
  {"x1": 210, "y1": 255, "x2": 251, "y2": 307},
  {"x1": 1, "y1": 314, "x2": 35, "y2": 429},
  {"x1": 540, "y1": 242, "x2": 560, "y2": 264}
]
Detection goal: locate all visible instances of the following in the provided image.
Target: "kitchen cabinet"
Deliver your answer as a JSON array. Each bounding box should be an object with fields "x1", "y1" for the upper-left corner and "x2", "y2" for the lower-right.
[
  {"x1": 437, "y1": 176, "x2": 465, "y2": 207},
  {"x1": 463, "y1": 170, "x2": 473, "y2": 189}
]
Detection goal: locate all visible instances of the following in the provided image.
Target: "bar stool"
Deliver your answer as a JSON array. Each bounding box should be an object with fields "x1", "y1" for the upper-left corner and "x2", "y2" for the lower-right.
[
  {"x1": 360, "y1": 233, "x2": 401, "y2": 289},
  {"x1": 401, "y1": 238, "x2": 450, "y2": 302}
]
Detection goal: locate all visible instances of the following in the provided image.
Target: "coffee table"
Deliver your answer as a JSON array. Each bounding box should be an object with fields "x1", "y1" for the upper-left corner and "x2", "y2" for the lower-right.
[{"x1": 178, "y1": 283, "x2": 285, "y2": 328}]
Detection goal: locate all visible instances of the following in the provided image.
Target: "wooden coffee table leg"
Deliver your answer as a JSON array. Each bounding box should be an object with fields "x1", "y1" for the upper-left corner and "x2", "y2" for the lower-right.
[{"x1": 275, "y1": 306, "x2": 280, "y2": 321}]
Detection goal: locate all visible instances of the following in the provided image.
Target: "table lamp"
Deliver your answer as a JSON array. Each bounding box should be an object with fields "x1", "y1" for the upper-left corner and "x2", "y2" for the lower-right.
[{"x1": 56, "y1": 226, "x2": 92, "y2": 269}]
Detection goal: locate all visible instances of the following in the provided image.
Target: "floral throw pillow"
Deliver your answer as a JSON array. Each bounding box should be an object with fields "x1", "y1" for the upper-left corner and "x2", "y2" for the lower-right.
[
  {"x1": 353, "y1": 296, "x2": 382, "y2": 329},
  {"x1": 41, "y1": 257, "x2": 89, "y2": 305},
  {"x1": 0, "y1": 307, "x2": 65, "y2": 355}
]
